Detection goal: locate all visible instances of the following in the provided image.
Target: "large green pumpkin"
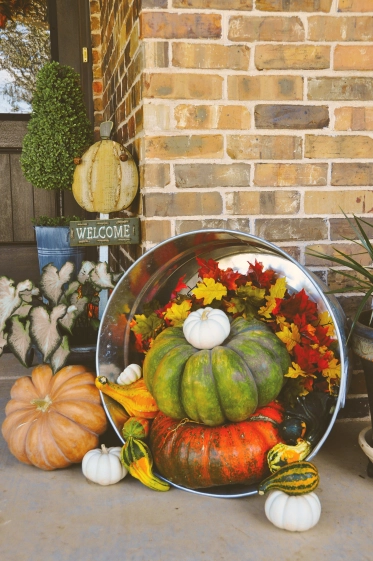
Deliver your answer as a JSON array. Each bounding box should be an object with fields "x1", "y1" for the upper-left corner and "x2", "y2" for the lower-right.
[{"x1": 143, "y1": 317, "x2": 291, "y2": 427}]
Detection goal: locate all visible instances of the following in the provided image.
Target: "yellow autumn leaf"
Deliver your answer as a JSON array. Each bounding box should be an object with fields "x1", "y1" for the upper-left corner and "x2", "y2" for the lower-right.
[
  {"x1": 318, "y1": 311, "x2": 335, "y2": 337},
  {"x1": 276, "y1": 323, "x2": 301, "y2": 352},
  {"x1": 191, "y1": 278, "x2": 227, "y2": 306},
  {"x1": 258, "y1": 278, "x2": 286, "y2": 319},
  {"x1": 269, "y1": 277, "x2": 287, "y2": 299},
  {"x1": 258, "y1": 297, "x2": 277, "y2": 319},
  {"x1": 322, "y1": 357, "x2": 341, "y2": 381},
  {"x1": 285, "y1": 362, "x2": 308, "y2": 379},
  {"x1": 164, "y1": 299, "x2": 192, "y2": 327},
  {"x1": 275, "y1": 315, "x2": 287, "y2": 327}
]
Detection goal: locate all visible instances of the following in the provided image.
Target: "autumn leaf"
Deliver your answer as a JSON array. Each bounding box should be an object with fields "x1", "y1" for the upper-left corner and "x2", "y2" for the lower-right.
[
  {"x1": 273, "y1": 289, "x2": 318, "y2": 324},
  {"x1": 269, "y1": 277, "x2": 287, "y2": 299},
  {"x1": 317, "y1": 311, "x2": 335, "y2": 338},
  {"x1": 164, "y1": 300, "x2": 192, "y2": 326},
  {"x1": 276, "y1": 324, "x2": 301, "y2": 352},
  {"x1": 170, "y1": 275, "x2": 188, "y2": 300},
  {"x1": 258, "y1": 297, "x2": 277, "y2": 319},
  {"x1": 192, "y1": 278, "x2": 227, "y2": 305},
  {"x1": 219, "y1": 268, "x2": 245, "y2": 291},
  {"x1": 285, "y1": 362, "x2": 308, "y2": 379},
  {"x1": 247, "y1": 260, "x2": 277, "y2": 289},
  {"x1": 196, "y1": 257, "x2": 220, "y2": 281},
  {"x1": 225, "y1": 297, "x2": 244, "y2": 315},
  {"x1": 131, "y1": 313, "x2": 164, "y2": 340},
  {"x1": 236, "y1": 283, "x2": 266, "y2": 303},
  {"x1": 322, "y1": 357, "x2": 341, "y2": 381}
]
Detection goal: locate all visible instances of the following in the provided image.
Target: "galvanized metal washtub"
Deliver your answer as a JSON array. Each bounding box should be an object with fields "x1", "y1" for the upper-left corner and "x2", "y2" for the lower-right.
[{"x1": 96, "y1": 229, "x2": 350, "y2": 498}]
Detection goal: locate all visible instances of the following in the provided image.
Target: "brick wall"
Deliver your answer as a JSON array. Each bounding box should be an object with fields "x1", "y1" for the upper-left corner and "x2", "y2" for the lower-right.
[{"x1": 90, "y1": 0, "x2": 373, "y2": 418}]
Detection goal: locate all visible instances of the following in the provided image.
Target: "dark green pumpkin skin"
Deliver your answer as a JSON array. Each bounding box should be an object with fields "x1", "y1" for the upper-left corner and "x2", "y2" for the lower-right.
[{"x1": 143, "y1": 317, "x2": 291, "y2": 426}]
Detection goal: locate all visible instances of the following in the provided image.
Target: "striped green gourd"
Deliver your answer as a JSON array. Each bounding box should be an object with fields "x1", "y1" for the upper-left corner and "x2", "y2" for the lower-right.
[{"x1": 258, "y1": 461, "x2": 319, "y2": 496}]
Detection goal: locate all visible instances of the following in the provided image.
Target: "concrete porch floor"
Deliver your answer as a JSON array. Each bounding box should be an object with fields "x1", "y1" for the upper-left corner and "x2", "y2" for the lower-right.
[{"x1": 1, "y1": 354, "x2": 372, "y2": 561}]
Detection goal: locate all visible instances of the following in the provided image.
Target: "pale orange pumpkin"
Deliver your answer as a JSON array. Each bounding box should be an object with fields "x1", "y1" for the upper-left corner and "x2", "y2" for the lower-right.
[{"x1": 1, "y1": 364, "x2": 108, "y2": 470}]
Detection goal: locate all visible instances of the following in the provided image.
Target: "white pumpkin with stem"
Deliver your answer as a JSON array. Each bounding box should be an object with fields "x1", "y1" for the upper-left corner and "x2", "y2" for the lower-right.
[
  {"x1": 265, "y1": 490, "x2": 321, "y2": 532},
  {"x1": 116, "y1": 363, "x2": 142, "y2": 385},
  {"x1": 82, "y1": 444, "x2": 128, "y2": 485},
  {"x1": 182, "y1": 307, "x2": 230, "y2": 350}
]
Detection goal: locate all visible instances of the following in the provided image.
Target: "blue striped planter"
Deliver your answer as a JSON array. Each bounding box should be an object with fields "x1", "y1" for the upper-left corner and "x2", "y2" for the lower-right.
[{"x1": 35, "y1": 226, "x2": 86, "y2": 275}]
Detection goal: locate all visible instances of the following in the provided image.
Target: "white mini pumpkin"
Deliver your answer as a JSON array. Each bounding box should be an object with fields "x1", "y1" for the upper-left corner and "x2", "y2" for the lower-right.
[
  {"x1": 265, "y1": 490, "x2": 321, "y2": 532},
  {"x1": 117, "y1": 364, "x2": 142, "y2": 385},
  {"x1": 82, "y1": 444, "x2": 128, "y2": 485},
  {"x1": 182, "y1": 308, "x2": 230, "y2": 349}
]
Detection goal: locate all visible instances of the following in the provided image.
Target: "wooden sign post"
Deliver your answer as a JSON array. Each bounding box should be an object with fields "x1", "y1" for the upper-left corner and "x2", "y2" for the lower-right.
[{"x1": 70, "y1": 216, "x2": 140, "y2": 318}]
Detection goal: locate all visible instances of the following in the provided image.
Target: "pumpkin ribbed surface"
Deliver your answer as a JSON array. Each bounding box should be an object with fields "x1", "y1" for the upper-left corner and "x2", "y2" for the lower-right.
[
  {"x1": 1, "y1": 364, "x2": 107, "y2": 470},
  {"x1": 143, "y1": 317, "x2": 291, "y2": 427},
  {"x1": 149, "y1": 402, "x2": 284, "y2": 489}
]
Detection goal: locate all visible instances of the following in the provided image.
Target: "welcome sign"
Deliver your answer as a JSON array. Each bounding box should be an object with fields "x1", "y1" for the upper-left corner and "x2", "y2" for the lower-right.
[{"x1": 70, "y1": 218, "x2": 140, "y2": 246}]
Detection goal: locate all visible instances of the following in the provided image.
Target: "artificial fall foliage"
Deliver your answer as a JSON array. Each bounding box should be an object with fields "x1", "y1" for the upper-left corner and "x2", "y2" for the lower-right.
[{"x1": 130, "y1": 258, "x2": 341, "y2": 406}]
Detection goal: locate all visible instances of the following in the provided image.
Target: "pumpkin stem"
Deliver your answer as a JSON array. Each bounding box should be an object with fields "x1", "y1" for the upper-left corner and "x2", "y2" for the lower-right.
[
  {"x1": 31, "y1": 394, "x2": 53, "y2": 413},
  {"x1": 201, "y1": 309, "x2": 210, "y2": 321},
  {"x1": 101, "y1": 444, "x2": 109, "y2": 454}
]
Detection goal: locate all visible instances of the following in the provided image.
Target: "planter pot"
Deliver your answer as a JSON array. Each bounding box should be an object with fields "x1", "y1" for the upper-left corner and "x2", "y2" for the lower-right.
[
  {"x1": 96, "y1": 229, "x2": 350, "y2": 498},
  {"x1": 350, "y1": 309, "x2": 373, "y2": 477},
  {"x1": 34, "y1": 226, "x2": 85, "y2": 275}
]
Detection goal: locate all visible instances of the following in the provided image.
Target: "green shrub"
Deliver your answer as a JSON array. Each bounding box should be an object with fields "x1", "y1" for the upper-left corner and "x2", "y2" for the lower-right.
[
  {"x1": 32, "y1": 215, "x2": 82, "y2": 227},
  {"x1": 20, "y1": 61, "x2": 93, "y2": 192}
]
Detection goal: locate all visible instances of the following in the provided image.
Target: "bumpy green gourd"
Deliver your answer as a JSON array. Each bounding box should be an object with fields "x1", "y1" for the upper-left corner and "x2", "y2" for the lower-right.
[
  {"x1": 267, "y1": 439, "x2": 312, "y2": 473},
  {"x1": 258, "y1": 461, "x2": 319, "y2": 496}
]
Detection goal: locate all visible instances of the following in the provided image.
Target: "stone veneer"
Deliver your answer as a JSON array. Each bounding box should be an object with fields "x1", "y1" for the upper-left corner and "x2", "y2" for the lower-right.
[{"x1": 89, "y1": 0, "x2": 373, "y2": 417}]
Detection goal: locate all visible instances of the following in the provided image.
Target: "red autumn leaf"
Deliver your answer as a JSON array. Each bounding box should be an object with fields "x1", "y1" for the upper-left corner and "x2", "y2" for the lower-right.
[
  {"x1": 196, "y1": 257, "x2": 220, "y2": 281},
  {"x1": 293, "y1": 344, "x2": 321, "y2": 373},
  {"x1": 170, "y1": 274, "x2": 188, "y2": 300},
  {"x1": 219, "y1": 268, "x2": 245, "y2": 291},
  {"x1": 272, "y1": 289, "x2": 318, "y2": 323},
  {"x1": 247, "y1": 260, "x2": 278, "y2": 289},
  {"x1": 314, "y1": 325, "x2": 333, "y2": 348}
]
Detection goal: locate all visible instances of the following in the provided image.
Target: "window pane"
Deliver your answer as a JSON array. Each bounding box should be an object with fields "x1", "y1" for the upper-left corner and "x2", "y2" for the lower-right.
[{"x1": 0, "y1": 1, "x2": 51, "y2": 113}]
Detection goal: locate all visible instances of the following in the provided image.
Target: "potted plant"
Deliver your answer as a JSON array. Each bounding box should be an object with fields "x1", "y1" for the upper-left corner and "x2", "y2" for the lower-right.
[
  {"x1": 20, "y1": 61, "x2": 93, "y2": 273},
  {"x1": 308, "y1": 212, "x2": 373, "y2": 475},
  {"x1": 0, "y1": 260, "x2": 121, "y2": 373}
]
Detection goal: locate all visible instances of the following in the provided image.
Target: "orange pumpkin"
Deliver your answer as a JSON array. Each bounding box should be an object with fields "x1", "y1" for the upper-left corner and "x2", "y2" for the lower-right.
[
  {"x1": 1, "y1": 364, "x2": 107, "y2": 470},
  {"x1": 149, "y1": 401, "x2": 284, "y2": 489}
]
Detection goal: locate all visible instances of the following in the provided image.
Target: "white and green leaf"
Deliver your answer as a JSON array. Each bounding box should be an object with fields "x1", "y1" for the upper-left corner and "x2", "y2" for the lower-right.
[
  {"x1": 70, "y1": 293, "x2": 89, "y2": 316},
  {"x1": 0, "y1": 330, "x2": 7, "y2": 357},
  {"x1": 7, "y1": 317, "x2": 32, "y2": 367},
  {"x1": 12, "y1": 303, "x2": 32, "y2": 318},
  {"x1": 0, "y1": 277, "x2": 33, "y2": 332},
  {"x1": 58, "y1": 305, "x2": 78, "y2": 334},
  {"x1": 50, "y1": 335, "x2": 70, "y2": 374},
  {"x1": 30, "y1": 304, "x2": 66, "y2": 361},
  {"x1": 40, "y1": 262, "x2": 75, "y2": 306},
  {"x1": 90, "y1": 262, "x2": 114, "y2": 290},
  {"x1": 77, "y1": 261, "x2": 95, "y2": 284}
]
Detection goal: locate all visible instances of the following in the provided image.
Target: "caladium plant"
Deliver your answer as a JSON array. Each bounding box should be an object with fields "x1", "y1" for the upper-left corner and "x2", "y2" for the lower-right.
[{"x1": 0, "y1": 261, "x2": 121, "y2": 373}]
